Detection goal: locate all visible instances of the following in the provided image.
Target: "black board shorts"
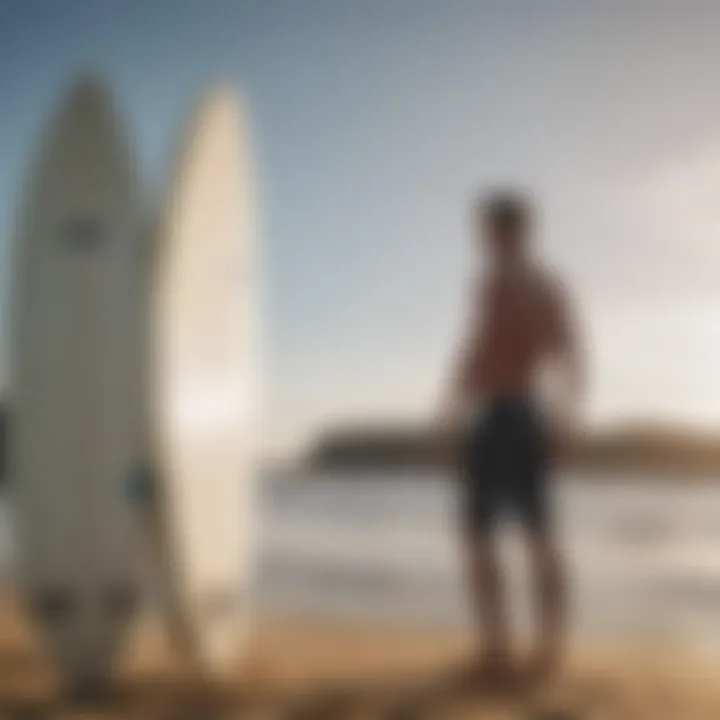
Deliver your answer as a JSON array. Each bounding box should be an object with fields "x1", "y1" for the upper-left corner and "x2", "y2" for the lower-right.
[{"x1": 459, "y1": 398, "x2": 551, "y2": 534}]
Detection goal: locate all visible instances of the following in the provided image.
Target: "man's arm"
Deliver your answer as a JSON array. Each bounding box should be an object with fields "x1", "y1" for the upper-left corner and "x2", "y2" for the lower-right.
[
  {"x1": 438, "y1": 279, "x2": 487, "y2": 433},
  {"x1": 545, "y1": 276, "x2": 584, "y2": 450}
]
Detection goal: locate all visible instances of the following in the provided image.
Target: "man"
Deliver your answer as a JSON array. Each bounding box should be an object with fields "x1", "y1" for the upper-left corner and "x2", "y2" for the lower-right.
[{"x1": 439, "y1": 190, "x2": 583, "y2": 686}]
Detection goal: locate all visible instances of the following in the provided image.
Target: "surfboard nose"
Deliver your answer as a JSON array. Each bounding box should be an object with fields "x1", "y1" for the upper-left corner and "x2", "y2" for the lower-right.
[
  {"x1": 65, "y1": 73, "x2": 111, "y2": 109},
  {"x1": 43, "y1": 74, "x2": 121, "y2": 156}
]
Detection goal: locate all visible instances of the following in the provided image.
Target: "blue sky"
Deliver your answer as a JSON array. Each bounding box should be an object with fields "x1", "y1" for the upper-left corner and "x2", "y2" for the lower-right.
[{"x1": 3, "y1": 1, "x2": 720, "y2": 454}]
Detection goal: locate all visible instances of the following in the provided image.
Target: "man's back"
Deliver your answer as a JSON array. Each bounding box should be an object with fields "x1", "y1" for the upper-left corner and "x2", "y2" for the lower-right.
[{"x1": 470, "y1": 264, "x2": 563, "y2": 400}]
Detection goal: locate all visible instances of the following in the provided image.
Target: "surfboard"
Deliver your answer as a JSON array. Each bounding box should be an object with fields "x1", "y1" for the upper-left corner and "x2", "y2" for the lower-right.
[
  {"x1": 150, "y1": 87, "x2": 258, "y2": 672},
  {"x1": 10, "y1": 77, "x2": 142, "y2": 692}
]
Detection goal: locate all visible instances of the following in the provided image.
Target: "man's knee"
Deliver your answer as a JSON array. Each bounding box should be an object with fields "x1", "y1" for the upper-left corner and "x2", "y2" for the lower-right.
[
  {"x1": 465, "y1": 533, "x2": 501, "y2": 576},
  {"x1": 527, "y1": 533, "x2": 563, "y2": 575}
]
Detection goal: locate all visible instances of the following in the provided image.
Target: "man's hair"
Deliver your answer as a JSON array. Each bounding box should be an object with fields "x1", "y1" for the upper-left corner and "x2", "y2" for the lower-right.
[{"x1": 477, "y1": 189, "x2": 532, "y2": 236}]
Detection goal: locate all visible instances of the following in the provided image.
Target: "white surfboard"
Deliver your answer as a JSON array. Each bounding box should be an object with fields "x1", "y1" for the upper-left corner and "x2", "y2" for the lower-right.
[
  {"x1": 10, "y1": 77, "x2": 142, "y2": 691},
  {"x1": 150, "y1": 87, "x2": 258, "y2": 672}
]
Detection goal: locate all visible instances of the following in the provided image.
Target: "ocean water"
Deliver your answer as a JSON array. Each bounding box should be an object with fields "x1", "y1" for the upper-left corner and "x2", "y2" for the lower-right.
[
  {"x1": 255, "y1": 470, "x2": 720, "y2": 650},
  {"x1": 4, "y1": 471, "x2": 720, "y2": 649}
]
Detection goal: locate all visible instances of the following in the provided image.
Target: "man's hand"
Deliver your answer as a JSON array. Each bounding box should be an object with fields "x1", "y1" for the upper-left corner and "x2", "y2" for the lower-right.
[
  {"x1": 435, "y1": 396, "x2": 465, "y2": 464},
  {"x1": 549, "y1": 418, "x2": 580, "y2": 467}
]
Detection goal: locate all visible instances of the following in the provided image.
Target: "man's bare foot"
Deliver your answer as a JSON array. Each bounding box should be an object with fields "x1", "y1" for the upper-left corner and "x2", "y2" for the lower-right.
[
  {"x1": 522, "y1": 647, "x2": 561, "y2": 688},
  {"x1": 450, "y1": 650, "x2": 514, "y2": 694}
]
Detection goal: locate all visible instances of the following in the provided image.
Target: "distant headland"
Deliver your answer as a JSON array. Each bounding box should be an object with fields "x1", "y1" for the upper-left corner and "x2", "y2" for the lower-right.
[{"x1": 306, "y1": 421, "x2": 720, "y2": 477}]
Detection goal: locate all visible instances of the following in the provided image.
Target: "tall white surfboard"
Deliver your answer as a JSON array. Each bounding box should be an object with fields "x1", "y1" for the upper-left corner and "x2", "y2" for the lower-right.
[
  {"x1": 150, "y1": 87, "x2": 258, "y2": 672},
  {"x1": 10, "y1": 77, "x2": 142, "y2": 691}
]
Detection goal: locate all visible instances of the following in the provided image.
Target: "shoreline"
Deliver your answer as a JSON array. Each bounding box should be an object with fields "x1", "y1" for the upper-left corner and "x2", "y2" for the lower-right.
[{"x1": 286, "y1": 465, "x2": 720, "y2": 484}]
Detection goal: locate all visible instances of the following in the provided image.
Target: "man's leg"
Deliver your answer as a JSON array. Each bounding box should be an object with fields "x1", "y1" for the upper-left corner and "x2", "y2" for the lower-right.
[
  {"x1": 525, "y1": 530, "x2": 566, "y2": 679},
  {"x1": 463, "y1": 531, "x2": 511, "y2": 676},
  {"x1": 458, "y1": 406, "x2": 513, "y2": 684},
  {"x1": 514, "y1": 404, "x2": 566, "y2": 681}
]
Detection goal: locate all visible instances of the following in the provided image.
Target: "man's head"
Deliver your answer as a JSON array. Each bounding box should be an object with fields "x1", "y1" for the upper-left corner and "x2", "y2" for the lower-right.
[{"x1": 476, "y1": 190, "x2": 533, "y2": 264}]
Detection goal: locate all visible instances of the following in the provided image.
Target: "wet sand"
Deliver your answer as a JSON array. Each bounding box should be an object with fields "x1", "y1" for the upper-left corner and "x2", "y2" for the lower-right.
[{"x1": 1, "y1": 597, "x2": 720, "y2": 718}]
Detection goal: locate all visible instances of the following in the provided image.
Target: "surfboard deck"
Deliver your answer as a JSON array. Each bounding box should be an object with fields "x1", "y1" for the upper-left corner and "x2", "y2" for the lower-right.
[
  {"x1": 10, "y1": 76, "x2": 143, "y2": 692},
  {"x1": 149, "y1": 87, "x2": 258, "y2": 673}
]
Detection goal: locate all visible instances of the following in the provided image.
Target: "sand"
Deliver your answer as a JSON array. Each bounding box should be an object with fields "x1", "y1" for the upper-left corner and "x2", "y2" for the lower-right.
[{"x1": 1, "y1": 596, "x2": 720, "y2": 719}]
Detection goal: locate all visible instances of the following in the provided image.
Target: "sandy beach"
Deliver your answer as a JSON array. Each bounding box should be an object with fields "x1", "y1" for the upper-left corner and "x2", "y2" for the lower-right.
[{"x1": 1, "y1": 596, "x2": 720, "y2": 719}]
